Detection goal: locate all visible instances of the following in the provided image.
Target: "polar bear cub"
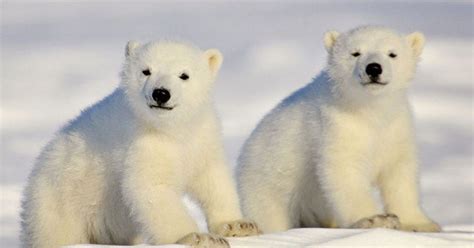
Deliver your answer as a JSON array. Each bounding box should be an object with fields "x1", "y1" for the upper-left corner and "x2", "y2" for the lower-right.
[
  {"x1": 237, "y1": 26, "x2": 440, "y2": 233},
  {"x1": 21, "y1": 41, "x2": 259, "y2": 248}
]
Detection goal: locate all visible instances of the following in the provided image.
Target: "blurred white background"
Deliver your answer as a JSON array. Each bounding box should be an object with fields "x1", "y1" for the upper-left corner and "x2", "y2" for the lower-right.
[{"x1": 1, "y1": 0, "x2": 473, "y2": 246}]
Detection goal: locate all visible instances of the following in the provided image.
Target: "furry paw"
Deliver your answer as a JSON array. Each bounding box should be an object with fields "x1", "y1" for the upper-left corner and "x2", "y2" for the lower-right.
[
  {"x1": 212, "y1": 219, "x2": 262, "y2": 237},
  {"x1": 351, "y1": 213, "x2": 401, "y2": 229},
  {"x1": 400, "y1": 221, "x2": 441, "y2": 232},
  {"x1": 176, "y1": 232, "x2": 229, "y2": 248}
]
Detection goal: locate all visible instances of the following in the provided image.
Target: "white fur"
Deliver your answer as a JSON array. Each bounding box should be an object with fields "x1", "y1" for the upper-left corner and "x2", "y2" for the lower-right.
[
  {"x1": 20, "y1": 41, "x2": 256, "y2": 248},
  {"x1": 237, "y1": 26, "x2": 440, "y2": 233}
]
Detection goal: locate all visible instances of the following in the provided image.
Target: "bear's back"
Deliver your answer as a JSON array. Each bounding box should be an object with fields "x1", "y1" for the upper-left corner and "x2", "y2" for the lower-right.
[{"x1": 60, "y1": 88, "x2": 136, "y2": 157}]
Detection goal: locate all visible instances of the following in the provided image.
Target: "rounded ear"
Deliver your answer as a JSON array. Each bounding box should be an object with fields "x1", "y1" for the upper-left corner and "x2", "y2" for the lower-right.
[
  {"x1": 324, "y1": 31, "x2": 340, "y2": 52},
  {"x1": 406, "y1": 32, "x2": 425, "y2": 57},
  {"x1": 204, "y1": 49, "x2": 223, "y2": 75},
  {"x1": 125, "y1": 40, "x2": 140, "y2": 58}
]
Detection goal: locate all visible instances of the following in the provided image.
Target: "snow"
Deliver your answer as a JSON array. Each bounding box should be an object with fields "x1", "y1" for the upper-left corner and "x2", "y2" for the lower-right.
[
  {"x1": 1, "y1": 1, "x2": 473, "y2": 247},
  {"x1": 67, "y1": 226, "x2": 474, "y2": 247}
]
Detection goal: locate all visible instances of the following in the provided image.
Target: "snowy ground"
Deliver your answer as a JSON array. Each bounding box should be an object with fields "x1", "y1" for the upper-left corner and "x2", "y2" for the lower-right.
[
  {"x1": 1, "y1": 1, "x2": 473, "y2": 247},
  {"x1": 68, "y1": 226, "x2": 474, "y2": 247}
]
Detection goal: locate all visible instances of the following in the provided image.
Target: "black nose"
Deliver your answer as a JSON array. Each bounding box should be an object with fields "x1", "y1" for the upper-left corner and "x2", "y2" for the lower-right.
[
  {"x1": 366, "y1": 63, "x2": 383, "y2": 77},
  {"x1": 152, "y1": 88, "x2": 171, "y2": 104}
]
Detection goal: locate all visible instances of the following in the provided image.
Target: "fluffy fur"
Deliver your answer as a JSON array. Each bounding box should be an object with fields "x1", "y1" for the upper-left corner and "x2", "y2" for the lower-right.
[
  {"x1": 20, "y1": 41, "x2": 259, "y2": 248},
  {"x1": 237, "y1": 26, "x2": 440, "y2": 233}
]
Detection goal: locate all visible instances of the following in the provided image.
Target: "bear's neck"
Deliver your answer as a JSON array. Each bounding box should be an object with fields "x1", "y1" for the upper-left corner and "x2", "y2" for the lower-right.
[
  {"x1": 135, "y1": 102, "x2": 211, "y2": 141},
  {"x1": 328, "y1": 81, "x2": 409, "y2": 118}
]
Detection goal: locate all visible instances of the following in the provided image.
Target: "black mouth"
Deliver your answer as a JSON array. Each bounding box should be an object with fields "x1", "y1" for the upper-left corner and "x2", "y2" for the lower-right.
[
  {"x1": 361, "y1": 81, "x2": 388, "y2": 86},
  {"x1": 149, "y1": 105, "x2": 175, "y2": 110}
]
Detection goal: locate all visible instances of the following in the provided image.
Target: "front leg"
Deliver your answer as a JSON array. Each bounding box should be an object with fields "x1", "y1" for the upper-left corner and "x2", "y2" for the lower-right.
[
  {"x1": 121, "y1": 135, "x2": 199, "y2": 244},
  {"x1": 188, "y1": 151, "x2": 261, "y2": 237},
  {"x1": 318, "y1": 115, "x2": 387, "y2": 228},
  {"x1": 319, "y1": 156, "x2": 385, "y2": 228},
  {"x1": 379, "y1": 145, "x2": 440, "y2": 232}
]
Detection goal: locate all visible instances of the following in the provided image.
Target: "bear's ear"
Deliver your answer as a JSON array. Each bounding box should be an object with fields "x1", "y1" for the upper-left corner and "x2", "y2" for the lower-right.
[
  {"x1": 125, "y1": 40, "x2": 140, "y2": 58},
  {"x1": 204, "y1": 49, "x2": 223, "y2": 75},
  {"x1": 406, "y1": 32, "x2": 425, "y2": 57},
  {"x1": 324, "y1": 31, "x2": 340, "y2": 52}
]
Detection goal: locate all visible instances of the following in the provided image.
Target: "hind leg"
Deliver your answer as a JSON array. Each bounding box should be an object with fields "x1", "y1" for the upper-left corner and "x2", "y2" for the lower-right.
[
  {"x1": 27, "y1": 217, "x2": 88, "y2": 248},
  {"x1": 240, "y1": 185, "x2": 293, "y2": 233},
  {"x1": 21, "y1": 179, "x2": 89, "y2": 248}
]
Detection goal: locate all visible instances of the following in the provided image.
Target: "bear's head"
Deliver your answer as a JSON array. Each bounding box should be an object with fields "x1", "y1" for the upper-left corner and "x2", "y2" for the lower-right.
[
  {"x1": 324, "y1": 26, "x2": 425, "y2": 98},
  {"x1": 120, "y1": 41, "x2": 222, "y2": 128}
]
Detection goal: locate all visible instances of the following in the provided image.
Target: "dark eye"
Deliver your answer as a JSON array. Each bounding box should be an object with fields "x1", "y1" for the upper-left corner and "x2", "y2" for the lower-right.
[
  {"x1": 389, "y1": 53, "x2": 397, "y2": 58},
  {"x1": 351, "y1": 52, "x2": 361, "y2": 57},
  {"x1": 179, "y1": 73, "x2": 189, "y2": 81},
  {"x1": 142, "y1": 69, "x2": 151, "y2": 76}
]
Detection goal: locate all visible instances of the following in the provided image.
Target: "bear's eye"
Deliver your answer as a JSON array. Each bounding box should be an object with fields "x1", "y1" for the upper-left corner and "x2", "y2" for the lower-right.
[
  {"x1": 142, "y1": 69, "x2": 151, "y2": 76},
  {"x1": 179, "y1": 73, "x2": 189, "y2": 81},
  {"x1": 389, "y1": 53, "x2": 397, "y2": 58},
  {"x1": 351, "y1": 52, "x2": 361, "y2": 57}
]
